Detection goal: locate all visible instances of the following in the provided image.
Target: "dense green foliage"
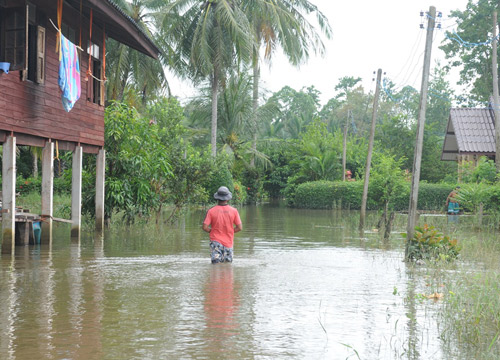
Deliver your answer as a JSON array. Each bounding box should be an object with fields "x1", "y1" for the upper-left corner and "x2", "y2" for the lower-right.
[
  {"x1": 456, "y1": 183, "x2": 500, "y2": 214},
  {"x1": 15, "y1": 176, "x2": 70, "y2": 195},
  {"x1": 7, "y1": 1, "x2": 500, "y2": 226},
  {"x1": 440, "y1": 0, "x2": 498, "y2": 104},
  {"x1": 293, "y1": 181, "x2": 456, "y2": 211},
  {"x1": 79, "y1": 100, "x2": 213, "y2": 222},
  {"x1": 294, "y1": 181, "x2": 363, "y2": 209},
  {"x1": 405, "y1": 224, "x2": 461, "y2": 262}
]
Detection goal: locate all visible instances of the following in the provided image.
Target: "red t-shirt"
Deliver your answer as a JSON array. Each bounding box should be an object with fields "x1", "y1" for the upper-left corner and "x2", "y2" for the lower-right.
[{"x1": 203, "y1": 205, "x2": 242, "y2": 248}]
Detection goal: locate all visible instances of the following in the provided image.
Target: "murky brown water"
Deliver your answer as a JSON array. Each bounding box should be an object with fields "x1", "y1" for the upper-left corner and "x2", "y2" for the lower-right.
[{"x1": 0, "y1": 204, "x2": 466, "y2": 359}]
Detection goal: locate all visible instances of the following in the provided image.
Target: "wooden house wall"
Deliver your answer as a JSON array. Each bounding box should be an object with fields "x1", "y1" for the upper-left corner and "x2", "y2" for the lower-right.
[{"x1": 0, "y1": 0, "x2": 105, "y2": 153}]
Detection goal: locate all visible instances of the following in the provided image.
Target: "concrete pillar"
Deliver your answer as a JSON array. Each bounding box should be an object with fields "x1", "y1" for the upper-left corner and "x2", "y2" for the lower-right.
[
  {"x1": 71, "y1": 145, "x2": 82, "y2": 239},
  {"x1": 95, "y1": 148, "x2": 105, "y2": 232},
  {"x1": 41, "y1": 141, "x2": 54, "y2": 243},
  {"x1": 2, "y1": 136, "x2": 16, "y2": 255}
]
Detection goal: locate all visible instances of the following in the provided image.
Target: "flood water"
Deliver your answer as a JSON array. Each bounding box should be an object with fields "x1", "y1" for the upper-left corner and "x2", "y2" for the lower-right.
[{"x1": 0, "y1": 203, "x2": 469, "y2": 359}]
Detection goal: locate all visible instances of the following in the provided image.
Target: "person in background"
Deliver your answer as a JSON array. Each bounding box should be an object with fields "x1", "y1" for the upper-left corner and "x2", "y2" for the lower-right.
[
  {"x1": 446, "y1": 186, "x2": 460, "y2": 215},
  {"x1": 203, "y1": 186, "x2": 242, "y2": 264}
]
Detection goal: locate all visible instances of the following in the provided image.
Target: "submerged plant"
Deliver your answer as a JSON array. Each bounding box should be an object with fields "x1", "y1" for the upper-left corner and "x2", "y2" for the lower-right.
[{"x1": 405, "y1": 224, "x2": 461, "y2": 261}]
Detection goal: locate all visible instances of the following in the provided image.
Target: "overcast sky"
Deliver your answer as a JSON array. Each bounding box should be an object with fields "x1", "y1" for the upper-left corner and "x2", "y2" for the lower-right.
[{"x1": 168, "y1": 0, "x2": 470, "y2": 105}]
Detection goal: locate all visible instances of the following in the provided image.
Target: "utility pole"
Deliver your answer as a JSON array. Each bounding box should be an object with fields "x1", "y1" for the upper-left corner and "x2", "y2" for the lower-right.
[
  {"x1": 359, "y1": 68, "x2": 382, "y2": 232},
  {"x1": 406, "y1": 6, "x2": 436, "y2": 258},
  {"x1": 492, "y1": 11, "x2": 500, "y2": 171},
  {"x1": 342, "y1": 109, "x2": 350, "y2": 181}
]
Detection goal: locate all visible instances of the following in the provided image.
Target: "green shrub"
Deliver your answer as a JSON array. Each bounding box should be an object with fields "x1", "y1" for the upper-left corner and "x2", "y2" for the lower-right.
[
  {"x1": 405, "y1": 224, "x2": 461, "y2": 261},
  {"x1": 14, "y1": 175, "x2": 70, "y2": 195},
  {"x1": 293, "y1": 180, "x2": 455, "y2": 211},
  {"x1": 460, "y1": 156, "x2": 497, "y2": 184},
  {"x1": 390, "y1": 183, "x2": 455, "y2": 211},
  {"x1": 294, "y1": 181, "x2": 363, "y2": 209},
  {"x1": 294, "y1": 181, "x2": 335, "y2": 209},
  {"x1": 241, "y1": 167, "x2": 262, "y2": 204},
  {"x1": 416, "y1": 183, "x2": 454, "y2": 210},
  {"x1": 455, "y1": 183, "x2": 490, "y2": 213},
  {"x1": 54, "y1": 175, "x2": 71, "y2": 193},
  {"x1": 16, "y1": 176, "x2": 41, "y2": 194},
  {"x1": 232, "y1": 180, "x2": 247, "y2": 205},
  {"x1": 204, "y1": 157, "x2": 234, "y2": 203},
  {"x1": 486, "y1": 184, "x2": 500, "y2": 212}
]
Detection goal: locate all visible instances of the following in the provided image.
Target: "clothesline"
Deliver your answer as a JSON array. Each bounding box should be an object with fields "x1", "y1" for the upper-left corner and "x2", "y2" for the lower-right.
[
  {"x1": 49, "y1": 18, "x2": 84, "y2": 52},
  {"x1": 49, "y1": 18, "x2": 106, "y2": 83}
]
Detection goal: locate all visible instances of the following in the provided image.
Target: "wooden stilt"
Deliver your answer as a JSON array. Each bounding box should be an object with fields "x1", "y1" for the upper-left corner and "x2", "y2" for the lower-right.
[{"x1": 2, "y1": 136, "x2": 16, "y2": 255}]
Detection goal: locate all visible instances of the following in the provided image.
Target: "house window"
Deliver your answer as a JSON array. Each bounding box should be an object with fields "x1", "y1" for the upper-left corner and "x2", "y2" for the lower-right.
[
  {"x1": 87, "y1": 41, "x2": 102, "y2": 105},
  {"x1": 1, "y1": 6, "x2": 26, "y2": 71},
  {"x1": 61, "y1": 23, "x2": 76, "y2": 44},
  {"x1": 0, "y1": 3, "x2": 45, "y2": 83},
  {"x1": 26, "y1": 11, "x2": 37, "y2": 82}
]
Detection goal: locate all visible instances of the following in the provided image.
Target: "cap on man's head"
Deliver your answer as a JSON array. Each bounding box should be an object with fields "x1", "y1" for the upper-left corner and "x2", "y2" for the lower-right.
[{"x1": 214, "y1": 186, "x2": 232, "y2": 201}]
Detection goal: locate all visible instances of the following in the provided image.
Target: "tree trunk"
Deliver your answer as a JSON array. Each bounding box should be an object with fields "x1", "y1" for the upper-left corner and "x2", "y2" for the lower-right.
[
  {"x1": 492, "y1": 11, "x2": 500, "y2": 171},
  {"x1": 251, "y1": 55, "x2": 259, "y2": 167},
  {"x1": 211, "y1": 72, "x2": 219, "y2": 158},
  {"x1": 478, "y1": 202, "x2": 483, "y2": 228},
  {"x1": 384, "y1": 211, "x2": 395, "y2": 240},
  {"x1": 32, "y1": 152, "x2": 38, "y2": 179},
  {"x1": 377, "y1": 201, "x2": 388, "y2": 230},
  {"x1": 406, "y1": 6, "x2": 436, "y2": 259},
  {"x1": 342, "y1": 110, "x2": 348, "y2": 181},
  {"x1": 359, "y1": 69, "x2": 382, "y2": 232}
]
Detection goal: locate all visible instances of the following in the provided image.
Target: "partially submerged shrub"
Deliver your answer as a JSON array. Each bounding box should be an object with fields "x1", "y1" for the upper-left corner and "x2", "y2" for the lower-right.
[{"x1": 405, "y1": 224, "x2": 461, "y2": 261}]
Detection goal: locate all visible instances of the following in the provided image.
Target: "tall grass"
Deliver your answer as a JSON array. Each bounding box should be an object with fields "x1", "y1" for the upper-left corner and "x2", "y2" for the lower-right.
[
  {"x1": 16, "y1": 191, "x2": 71, "y2": 219},
  {"x1": 422, "y1": 227, "x2": 500, "y2": 358}
]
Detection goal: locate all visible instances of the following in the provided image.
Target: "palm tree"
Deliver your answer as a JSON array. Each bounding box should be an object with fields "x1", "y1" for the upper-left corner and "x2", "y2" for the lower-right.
[
  {"x1": 242, "y1": 0, "x2": 332, "y2": 166},
  {"x1": 165, "y1": 0, "x2": 253, "y2": 157},
  {"x1": 106, "y1": 0, "x2": 168, "y2": 104},
  {"x1": 218, "y1": 71, "x2": 253, "y2": 142},
  {"x1": 30, "y1": 147, "x2": 42, "y2": 178}
]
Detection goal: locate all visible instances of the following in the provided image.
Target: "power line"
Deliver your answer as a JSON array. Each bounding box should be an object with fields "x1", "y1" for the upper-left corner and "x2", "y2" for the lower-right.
[
  {"x1": 393, "y1": 30, "x2": 424, "y2": 85},
  {"x1": 445, "y1": 30, "x2": 500, "y2": 48}
]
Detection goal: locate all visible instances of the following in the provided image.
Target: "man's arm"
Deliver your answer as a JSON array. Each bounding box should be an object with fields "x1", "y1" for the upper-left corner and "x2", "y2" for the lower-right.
[
  {"x1": 202, "y1": 223, "x2": 211, "y2": 233},
  {"x1": 234, "y1": 223, "x2": 242, "y2": 233}
]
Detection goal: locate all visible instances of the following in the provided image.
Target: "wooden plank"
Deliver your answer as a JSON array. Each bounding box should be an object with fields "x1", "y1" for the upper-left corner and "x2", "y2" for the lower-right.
[{"x1": 53, "y1": 217, "x2": 72, "y2": 224}]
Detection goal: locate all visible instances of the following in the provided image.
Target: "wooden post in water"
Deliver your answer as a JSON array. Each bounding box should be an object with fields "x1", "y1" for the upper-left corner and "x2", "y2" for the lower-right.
[
  {"x1": 492, "y1": 11, "x2": 500, "y2": 171},
  {"x1": 71, "y1": 145, "x2": 83, "y2": 239},
  {"x1": 359, "y1": 69, "x2": 382, "y2": 232},
  {"x1": 1, "y1": 136, "x2": 16, "y2": 255},
  {"x1": 342, "y1": 110, "x2": 349, "y2": 182},
  {"x1": 406, "y1": 6, "x2": 435, "y2": 258},
  {"x1": 41, "y1": 141, "x2": 54, "y2": 243}
]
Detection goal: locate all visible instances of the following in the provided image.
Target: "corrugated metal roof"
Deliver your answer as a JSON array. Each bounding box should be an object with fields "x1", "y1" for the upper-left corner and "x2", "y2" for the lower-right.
[
  {"x1": 104, "y1": 0, "x2": 157, "y2": 49},
  {"x1": 65, "y1": 0, "x2": 159, "y2": 59},
  {"x1": 450, "y1": 108, "x2": 496, "y2": 154},
  {"x1": 441, "y1": 107, "x2": 496, "y2": 161}
]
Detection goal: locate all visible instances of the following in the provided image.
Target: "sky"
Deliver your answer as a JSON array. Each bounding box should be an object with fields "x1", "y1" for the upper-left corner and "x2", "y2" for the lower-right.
[{"x1": 168, "y1": 0, "x2": 470, "y2": 105}]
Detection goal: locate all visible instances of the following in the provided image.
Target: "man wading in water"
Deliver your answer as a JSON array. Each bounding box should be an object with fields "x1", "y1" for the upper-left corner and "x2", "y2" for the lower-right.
[{"x1": 203, "y1": 186, "x2": 242, "y2": 264}]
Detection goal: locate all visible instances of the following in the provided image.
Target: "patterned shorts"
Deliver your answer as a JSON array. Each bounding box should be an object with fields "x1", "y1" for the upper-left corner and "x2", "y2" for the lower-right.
[{"x1": 210, "y1": 241, "x2": 233, "y2": 264}]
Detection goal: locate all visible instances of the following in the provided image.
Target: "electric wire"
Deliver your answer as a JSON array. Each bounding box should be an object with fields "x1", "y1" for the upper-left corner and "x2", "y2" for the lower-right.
[{"x1": 393, "y1": 30, "x2": 425, "y2": 85}]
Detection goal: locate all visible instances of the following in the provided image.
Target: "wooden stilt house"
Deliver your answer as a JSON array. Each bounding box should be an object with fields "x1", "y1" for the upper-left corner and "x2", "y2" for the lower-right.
[{"x1": 0, "y1": 0, "x2": 159, "y2": 254}]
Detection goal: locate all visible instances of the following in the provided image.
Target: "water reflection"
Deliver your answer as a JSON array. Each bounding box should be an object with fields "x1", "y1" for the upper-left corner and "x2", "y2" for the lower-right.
[
  {"x1": 204, "y1": 264, "x2": 239, "y2": 352},
  {"x1": 0, "y1": 254, "x2": 16, "y2": 360},
  {"x1": 0, "y1": 206, "x2": 495, "y2": 359},
  {"x1": 0, "y1": 230, "x2": 106, "y2": 360}
]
